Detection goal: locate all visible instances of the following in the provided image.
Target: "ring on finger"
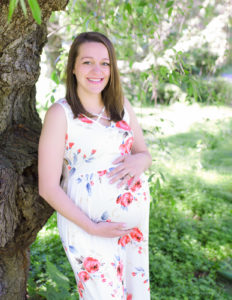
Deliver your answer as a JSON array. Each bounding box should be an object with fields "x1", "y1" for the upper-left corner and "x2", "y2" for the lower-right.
[{"x1": 128, "y1": 173, "x2": 133, "y2": 178}]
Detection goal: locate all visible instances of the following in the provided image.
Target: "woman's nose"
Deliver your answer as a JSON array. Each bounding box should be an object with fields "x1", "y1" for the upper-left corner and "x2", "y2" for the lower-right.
[{"x1": 92, "y1": 64, "x2": 102, "y2": 74}]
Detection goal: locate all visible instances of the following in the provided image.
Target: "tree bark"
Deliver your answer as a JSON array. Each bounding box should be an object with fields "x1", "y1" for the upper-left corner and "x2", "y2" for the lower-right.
[{"x1": 0, "y1": 1, "x2": 69, "y2": 299}]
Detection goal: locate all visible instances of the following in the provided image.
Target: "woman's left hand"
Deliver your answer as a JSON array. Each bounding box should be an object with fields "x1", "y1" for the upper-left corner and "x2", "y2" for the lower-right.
[{"x1": 107, "y1": 153, "x2": 146, "y2": 188}]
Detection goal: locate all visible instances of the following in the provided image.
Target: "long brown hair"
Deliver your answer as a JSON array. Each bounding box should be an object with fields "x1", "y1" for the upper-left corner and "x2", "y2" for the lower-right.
[{"x1": 65, "y1": 32, "x2": 124, "y2": 121}]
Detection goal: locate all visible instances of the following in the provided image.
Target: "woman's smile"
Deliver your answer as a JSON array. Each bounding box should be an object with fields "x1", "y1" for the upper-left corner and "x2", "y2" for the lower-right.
[{"x1": 87, "y1": 78, "x2": 104, "y2": 83}]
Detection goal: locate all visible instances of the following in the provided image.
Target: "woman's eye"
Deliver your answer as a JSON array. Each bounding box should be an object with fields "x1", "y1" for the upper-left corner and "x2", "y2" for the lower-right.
[
  {"x1": 102, "y1": 62, "x2": 110, "y2": 66},
  {"x1": 83, "y1": 61, "x2": 91, "y2": 65}
]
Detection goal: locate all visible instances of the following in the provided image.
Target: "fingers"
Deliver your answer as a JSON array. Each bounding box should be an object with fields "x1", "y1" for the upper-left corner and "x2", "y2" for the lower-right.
[
  {"x1": 127, "y1": 175, "x2": 139, "y2": 188},
  {"x1": 107, "y1": 154, "x2": 141, "y2": 187},
  {"x1": 108, "y1": 168, "x2": 139, "y2": 187},
  {"x1": 111, "y1": 225, "x2": 132, "y2": 237},
  {"x1": 112, "y1": 155, "x2": 125, "y2": 164},
  {"x1": 116, "y1": 173, "x2": 134, "y2": 188},
  {"x1": 109, "y1": 170, "x2": 130, "y2": 184},
  {"x1": 95, "y1": 221, "x2": 133, "y2": 238},
  {"x1": 107, "y1": 164, "x2": 126, "y2": 181},
  {"x1": 119, "y1": 174, "x2": 140, "y2": 188}
]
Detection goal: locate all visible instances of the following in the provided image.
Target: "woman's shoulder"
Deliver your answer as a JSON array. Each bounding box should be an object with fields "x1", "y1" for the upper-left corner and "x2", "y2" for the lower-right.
[
  {"x1": 44, "y1": 99, "x2": 67, "y2": 124},
  {"x1": 55, "y1": 98, "x2": 68, "y2": 106}
]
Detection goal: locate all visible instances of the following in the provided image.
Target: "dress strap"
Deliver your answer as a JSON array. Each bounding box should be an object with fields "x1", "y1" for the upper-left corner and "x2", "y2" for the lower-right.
[{"x1": 96, "y1": 107, "x2": 105, "y2": 122}]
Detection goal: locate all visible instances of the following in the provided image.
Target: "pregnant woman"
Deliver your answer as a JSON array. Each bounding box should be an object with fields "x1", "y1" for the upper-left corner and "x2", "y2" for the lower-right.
[{"x1": 38, "y1": 32, "x2": 152, "y2": 299}]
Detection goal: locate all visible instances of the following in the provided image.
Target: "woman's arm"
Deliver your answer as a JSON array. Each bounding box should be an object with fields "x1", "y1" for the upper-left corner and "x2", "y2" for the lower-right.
[
  {"x1": 38, "y1": 103, "x2": 132, "y2": 237},
  {"x1": 108, "y1": 98, "x2": 152, "y2": 187}
]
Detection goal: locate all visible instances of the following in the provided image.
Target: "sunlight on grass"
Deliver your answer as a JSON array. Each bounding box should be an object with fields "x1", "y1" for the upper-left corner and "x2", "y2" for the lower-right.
[
  {"x1": 136, "y1": 102, "x2": 232, "y2": 137},
  {"x1": 195, "y1": 169, "x2": 231, "y2": 186}
]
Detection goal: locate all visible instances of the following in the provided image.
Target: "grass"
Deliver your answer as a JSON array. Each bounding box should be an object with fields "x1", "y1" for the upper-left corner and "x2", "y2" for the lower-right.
[{"x1": 28, "y1": 102, "x2": 232, "y2": 299}]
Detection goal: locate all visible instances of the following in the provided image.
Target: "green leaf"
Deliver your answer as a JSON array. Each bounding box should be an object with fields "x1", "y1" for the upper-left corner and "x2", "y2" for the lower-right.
[
  {"x1": 28, "y1": 0, "x2": 41, "y2": 24},
  {"x1": 168, "y1": 7, "x2": 173, "y2": 17},
  {"x1": 154, "y1": 14, "x2": 159, "y2": 24},
  {"x1": 19, "y1": 0, "x2": 27, "y2": 16},
  {"x1": 124, "y1": 3, "x2": 132, "y2": 14},
  {"x1": 46, "y1": 260, "x2": 70, "y2": 289},
  {"x1": 8, "y1": 0, "x2": 19, "y2": 22},
  {"x1": 218, "y1": 270, "x2": 232, "y2": 282},
  {"x1": 139, "y1": 0, "x2": 146, "y2": 7},
  {"x1": 166, "y1": 1, "x2": 174, "y2": 8},
  {"x1": 50, "y1": 95, "x2": 55, "y2": 104},
  {"x1": 148, "y1": 173, "x2": 156, "y2": 183},
  {"x1": 51, "y1": 71, "x2": 60, "y2": 84},
  {"x1": 129, "y1": 60, "x2": 133, "y2": 69},
  {"x1": 159, "y1": 171, "x2": 166, "y2": 182},
  {"x1": 155, "y1": 178, "x2": 161, "y2": 190}
]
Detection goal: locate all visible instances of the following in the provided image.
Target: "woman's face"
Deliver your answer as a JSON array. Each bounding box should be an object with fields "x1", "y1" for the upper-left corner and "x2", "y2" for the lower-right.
[{"x1": 73, "y1": 42, "x2": 111, "y2": 98}]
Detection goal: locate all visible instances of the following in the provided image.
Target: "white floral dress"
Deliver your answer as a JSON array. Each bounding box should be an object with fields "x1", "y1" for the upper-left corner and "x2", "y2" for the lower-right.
[{"x1": 56, "y1": 98, "x2": 150, "y2": 300}]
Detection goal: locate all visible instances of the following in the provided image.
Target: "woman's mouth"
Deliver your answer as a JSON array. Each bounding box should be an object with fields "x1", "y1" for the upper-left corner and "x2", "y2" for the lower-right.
[{"x1": 87, "y1": 78, "x2": 104, "y2": 83}]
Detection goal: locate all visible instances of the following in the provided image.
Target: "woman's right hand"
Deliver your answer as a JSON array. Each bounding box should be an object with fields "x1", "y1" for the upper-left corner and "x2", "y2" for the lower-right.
[{"x1": 90, "y1": 221, "x2": 132, "y2": 238}]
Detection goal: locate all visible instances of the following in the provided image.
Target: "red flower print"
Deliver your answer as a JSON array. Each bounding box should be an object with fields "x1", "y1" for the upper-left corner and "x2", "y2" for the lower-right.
[
  {"x1": 83, "y1": 257, "x2": 100, "y2": 273},
  {"x1": 78, "y1": 281, "x2": 84, "y2": 297},
  {"x1": 144, "y1": 279, "x2": 149, "y2": 283},
  {"x1": 116, "y1": 120, "x2": 131, "y2": 131},
  {"x1": 91, "y1": 149, "x2": 96, "y2": 154},
  {"x1": 130, "y1": 179, "x2": 142, "y2": 192},
  {"x1": 118, "y1": 234, "x2": 131, "y2": 247},
  {"x1": 69, "y1": 142, "x2": 74, "y2": 149},
  {"x1": 130, "y1": 227, "x2": 143, "y2": 242},
  {"x1": 78, "y1": 149, "x2": 81, "y2": 153},
  {"x1": 117, "y1": 261, "x2": 123, "y2": 281},
  {"x1": 78, "y1": 114, "x2": 93, "y2": 123},
  {"x1": 119, "y1": 137, "x2": 133, "y2": 155},
  {"x1": 78, "y1": 271, "x2": 90, "y2": 282},
  {"x1": 116, "y1": 192, "x2": 134, "y2": 207},
  {"x1": 127, "y1": 294, "x2": 132, "y2": 300},
  {"x1": 132, "y1": 272, "x2": 136, "y2": 276},
  {"x1": 97, "y1": 169, "x2": 107, "y2": 176},
  {"x1": 65, "y1": 133, "x2": 68, "y2": 142}
]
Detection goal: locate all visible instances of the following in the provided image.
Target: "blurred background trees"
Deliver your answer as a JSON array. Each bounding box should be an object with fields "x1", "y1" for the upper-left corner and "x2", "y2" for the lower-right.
[{"x1": 37, "y1": 0, "x2": 232, "y2": 113}]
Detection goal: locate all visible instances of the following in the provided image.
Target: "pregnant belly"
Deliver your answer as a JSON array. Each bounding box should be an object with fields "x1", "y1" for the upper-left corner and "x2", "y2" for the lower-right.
[
  {"x1": 88, "y1": 180, "x2": 148, "y2": 230},
  {"x1": 65, "y1": 173, "x2": 149, "y2": 230}
]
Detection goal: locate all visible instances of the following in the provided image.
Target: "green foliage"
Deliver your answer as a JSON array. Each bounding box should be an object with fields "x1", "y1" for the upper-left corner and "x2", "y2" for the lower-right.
[
  {"x1": 38, "y1": 260, "x2": 76, "y2": 300},
  {"x1": 8, "y1": 0, "x2": 41, "y2": 24},
  {"x1": 28, "y1": 0, "x2": 41, "y2": 24},
  {"x1": 193, "y1": 78, "x2": 232, "y2": 104},
  {"x1": 147, "y1": 110, "x2": 232, "y2": 299},
  {"x1": 28, "y1": 214, "x2": 77, "y2": 299},
  {"x1": 177, "y1": 44, "x2": 219, "y2": 76}
]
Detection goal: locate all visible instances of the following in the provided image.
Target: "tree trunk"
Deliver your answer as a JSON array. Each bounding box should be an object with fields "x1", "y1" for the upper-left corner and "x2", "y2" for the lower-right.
[{"x1": 0, "y1": 1, "x2": 69, "y2": 299}]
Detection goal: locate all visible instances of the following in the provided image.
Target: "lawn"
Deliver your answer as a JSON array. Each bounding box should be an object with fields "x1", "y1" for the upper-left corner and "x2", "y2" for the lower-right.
[{"x1": 28, "y1": 102, "x2": 232, "y2": 299}]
